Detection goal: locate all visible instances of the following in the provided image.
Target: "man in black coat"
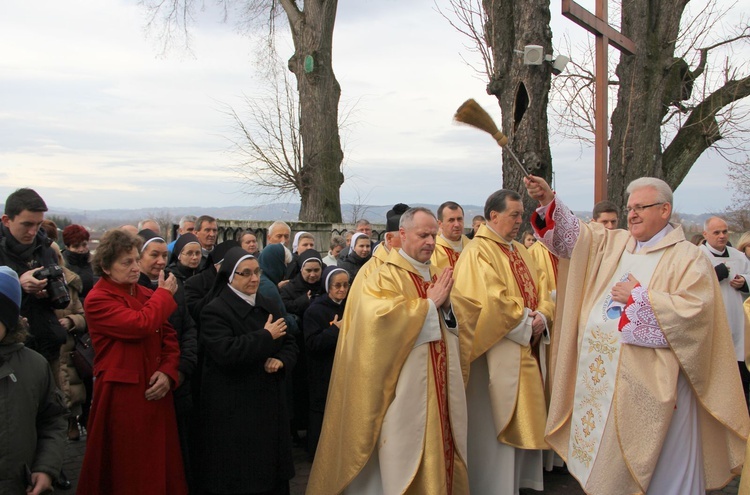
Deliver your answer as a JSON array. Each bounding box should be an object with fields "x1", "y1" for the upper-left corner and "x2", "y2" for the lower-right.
[
  {"x1": 0, "y1": 188, "x2": 71, "y2": 490},
  {"x1": 0, "y1": 188, "x2": 66, "y2": 366}
]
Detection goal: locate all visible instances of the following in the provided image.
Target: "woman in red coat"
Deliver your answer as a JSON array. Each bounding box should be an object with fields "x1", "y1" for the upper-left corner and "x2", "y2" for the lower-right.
[{"x1": 77, "y1": 229, "x2": 187, "y2": 495}]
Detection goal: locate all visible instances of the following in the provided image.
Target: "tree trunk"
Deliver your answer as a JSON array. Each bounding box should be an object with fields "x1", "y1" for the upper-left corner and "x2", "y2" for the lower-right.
[
  {"x1": 609, "y1": 0, "x2": 688, "y2": 209},
  {"x1": 484, "y1": 0, "x2": 554, "y2": 230},
  {"x1": 286, "y1": 0, "x2": 344, "y2": 222}
]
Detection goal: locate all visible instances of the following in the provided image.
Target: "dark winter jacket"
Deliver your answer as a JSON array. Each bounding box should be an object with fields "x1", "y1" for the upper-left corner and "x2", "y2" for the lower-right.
[
  {"x1": 138, "y1": 272, "x2": 198, "y2": 390},
  {"x1": 0, "y1": 226, "x2": 67, "y2": 360},
  {"x1": 62, "y1": 249, "x2": 96, "y2": 300},
  {"x1": 0, "y1": 341, "x2": 67, "y2": 494},
  {"x1": 303, "y1": 294, "x2": 345, "y2": 412},
  {"x1": 338, "y1": 250, "x2": 371, "y2": 281}
]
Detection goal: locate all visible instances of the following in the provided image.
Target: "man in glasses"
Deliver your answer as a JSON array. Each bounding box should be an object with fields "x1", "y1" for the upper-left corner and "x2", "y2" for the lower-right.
[
  {"x1": 308, "y1": 207, "x2": 468, "y2": 494},
  {"x1": 523, "y1": 175, "x2": 748, "y2": 495}
]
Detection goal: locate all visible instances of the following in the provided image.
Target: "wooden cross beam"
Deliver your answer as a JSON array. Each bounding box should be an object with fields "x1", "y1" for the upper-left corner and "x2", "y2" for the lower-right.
[{"x1": 562, "y1": 0, "x2": 635, "y2": 203}]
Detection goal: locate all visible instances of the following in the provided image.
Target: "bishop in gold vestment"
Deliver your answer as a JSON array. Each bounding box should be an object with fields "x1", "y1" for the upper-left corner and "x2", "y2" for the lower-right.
[
  {"x1": 453, "y1": 190, "x2": 555, "y2": 495},
  {"x1": 307, "y1": 208, "x2": 468, "y2": 495},
  {"x1": 526, "y1": 175, "x2": 749, "y2": 495}
]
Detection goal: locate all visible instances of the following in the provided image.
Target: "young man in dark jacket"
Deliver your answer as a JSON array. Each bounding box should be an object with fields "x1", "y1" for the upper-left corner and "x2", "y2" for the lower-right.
[
  {"x1": 0, "y1": 188, "x2": 71, "y2": 489},
  {"x1": 0, "y1": 188, "x2": 67, "y2": 366}
]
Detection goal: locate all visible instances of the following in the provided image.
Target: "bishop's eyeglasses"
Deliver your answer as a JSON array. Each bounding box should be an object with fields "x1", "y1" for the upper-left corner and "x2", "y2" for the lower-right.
[{"x1": 622, "y1": 202, "x2": 664, "y2": 214}]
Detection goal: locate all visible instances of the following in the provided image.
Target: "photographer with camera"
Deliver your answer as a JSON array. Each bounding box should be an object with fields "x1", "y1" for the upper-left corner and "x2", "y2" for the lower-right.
[{"x1": 0, "y1": 188, "x2": 72, "y2": 490}]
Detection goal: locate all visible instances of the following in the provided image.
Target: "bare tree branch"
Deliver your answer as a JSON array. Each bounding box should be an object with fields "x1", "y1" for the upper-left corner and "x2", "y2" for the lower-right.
[
  {"x1": 223, "y1": 63, "x2": 304, "y2": 198},
  {"x1": 435, "y1": 0, "x2": 494, "y2": 80}
]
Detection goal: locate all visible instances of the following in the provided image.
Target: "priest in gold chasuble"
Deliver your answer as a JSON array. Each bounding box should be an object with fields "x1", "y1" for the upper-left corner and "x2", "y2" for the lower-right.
[
  {"x1": 528, "y1": 215, "x2": 569, "y2": 473},
  {"x1": 525, "y1": 175, "x2": 749, "y2": 495},
  {"x1": 453, "y1": 189, "x2": 555, "y2": 495},
  {"x1": 431, "y1": 201, "x2": 470, "y2": 273},
  {"x1": 338, "y1": 203, "x2": 410, "y2": 349},
  {"x1": 528, "y1": 240, "x2": 558, "y2": 296},
  {"x1": 307, "y1": 208, "x2": 468, "y2": 495}
]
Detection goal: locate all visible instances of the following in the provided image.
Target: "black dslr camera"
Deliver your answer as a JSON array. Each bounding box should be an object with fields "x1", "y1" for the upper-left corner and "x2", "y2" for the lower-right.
[{"x1": 33, "y1": 265, "x2": 71, "y2": 309}]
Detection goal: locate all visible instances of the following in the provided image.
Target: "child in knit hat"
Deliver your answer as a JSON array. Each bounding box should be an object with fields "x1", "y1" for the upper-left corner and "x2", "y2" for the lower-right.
[
  {"x1": 0, "y1": 265, "x2": 68, "y2": 494},
  {"x1": 0, "y1": 266, "x2": 22, "y2": 339}
]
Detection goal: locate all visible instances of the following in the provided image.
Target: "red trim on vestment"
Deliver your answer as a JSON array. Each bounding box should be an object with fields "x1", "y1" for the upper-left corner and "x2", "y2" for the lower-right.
[
  {"x1": 441, "y1": 246, "x2": 461, "y2": 269},
  {"x1": 408, "y1": 270, "x2": 454, "y2": 493},
  {"x1": 497, "y1": 244, "x2": 539, "y2": 310},
  {"x1": 547, "y1": 250, "x2": 559, "y2": 283},
  {"x1": 531, "y1": 198, "x2": 557, "y2": 237},
  {"x1": 618, "y1": 283, "x2": 641, "y2": 331}
]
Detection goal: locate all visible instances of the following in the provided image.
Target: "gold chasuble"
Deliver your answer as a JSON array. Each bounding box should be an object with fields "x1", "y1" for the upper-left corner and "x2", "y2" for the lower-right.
[
  {"x1": 453, "y1": 224, "x2": 554, "y2": 447},
  {"x1": 527, "y1": 241, "x2": 558, "y2": 294},
  {"x1": 431, "y1": 234, "x2": 470, "y2": 273},
  {"x1": 740, "y1": 300, "x2": 750, "y2": 495},
  {"x1": 541, "y1": 216, "x2": 749, "y2": 494},
  {"x1": 337, "y1": 243, "x2": 390, "y2": 344},
  {"x1": 307, "y1": 249, "x2": 468, "y2": 495},
  {"x1": 527, "y1": 231, "x2": 565, "y2": 395}
]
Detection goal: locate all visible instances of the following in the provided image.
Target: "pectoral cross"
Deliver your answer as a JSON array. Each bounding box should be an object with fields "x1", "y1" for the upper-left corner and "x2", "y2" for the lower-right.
[{"x1": 562, "y1": 0, "x2": 635, "y2": 202}]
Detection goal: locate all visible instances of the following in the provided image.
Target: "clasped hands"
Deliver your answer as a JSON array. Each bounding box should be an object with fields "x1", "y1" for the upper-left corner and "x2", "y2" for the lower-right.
[
  {"x1": 427, "y1": 267, "x2": 454, "y2": 312},
  {"x1": 529, "y1": 311, "x2": 546, "y2": 347}
]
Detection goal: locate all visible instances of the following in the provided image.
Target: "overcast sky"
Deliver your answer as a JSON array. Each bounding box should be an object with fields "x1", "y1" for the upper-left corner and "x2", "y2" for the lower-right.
[{"x1": 0, "y1": 0, "x2": 747, "y2": 216}]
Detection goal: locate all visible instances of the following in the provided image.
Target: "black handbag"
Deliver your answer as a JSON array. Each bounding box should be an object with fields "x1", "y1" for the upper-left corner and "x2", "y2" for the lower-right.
[{"x1": 70, "y1": 332, "x2": 95, "y2": 380}]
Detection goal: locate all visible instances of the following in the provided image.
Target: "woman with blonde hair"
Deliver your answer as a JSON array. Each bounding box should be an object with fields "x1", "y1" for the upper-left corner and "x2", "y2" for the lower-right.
[{"x1": 737, "y1": 232, "x2": 750, "y2": 260}]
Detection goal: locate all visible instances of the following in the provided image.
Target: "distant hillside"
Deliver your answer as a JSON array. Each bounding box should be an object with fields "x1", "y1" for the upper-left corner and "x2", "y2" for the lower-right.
[{"x1": 30, "y1": 202, "x2": 714, "y2": 231}]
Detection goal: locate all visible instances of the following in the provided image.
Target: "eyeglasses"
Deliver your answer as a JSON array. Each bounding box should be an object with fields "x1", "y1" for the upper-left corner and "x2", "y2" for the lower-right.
[
  {"x1": 180, "y1": 251, "x2": 202, "y2": 258},
  {"x1": 623, "y1": 202, "x2": 664, "y2": 214},
  {"x1": 331, "y1": 282, "x2": 350, "y2": 290},
  {"x1": 234, "y1": 269, "x2": 263, "y2": 278}
]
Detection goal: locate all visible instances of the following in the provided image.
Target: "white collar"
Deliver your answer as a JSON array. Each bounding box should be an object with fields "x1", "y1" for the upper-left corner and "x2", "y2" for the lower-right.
[
  {"x1": 486, "y1": 224, "x2": 514, "y2": 248},
  {"x1": 704, "y1": 243, "x2": 727, "y2": 256},
  {"x1": 634, "y1": 224, "x2": 674, "y2": 253},
  {"x1": 398, "y1": 249, "x2": 432, "y2": 281},
  {"x1": 227, "y1": 283, "x2": 256, "y2": 306},
  {"x1": 440, "y1": 234, "x2": 464, "y2": 252}
]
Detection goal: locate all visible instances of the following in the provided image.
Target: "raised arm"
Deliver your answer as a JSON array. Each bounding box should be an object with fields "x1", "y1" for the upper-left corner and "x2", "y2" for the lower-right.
[{"x1": 524, "y1": 175, "x2": 581, "y2": 259}]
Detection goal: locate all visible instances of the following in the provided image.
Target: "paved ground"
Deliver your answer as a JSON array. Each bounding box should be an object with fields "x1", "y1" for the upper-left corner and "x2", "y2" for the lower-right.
[{"x1": 62, "y1": 427, "x2": 741, "y2": 494}]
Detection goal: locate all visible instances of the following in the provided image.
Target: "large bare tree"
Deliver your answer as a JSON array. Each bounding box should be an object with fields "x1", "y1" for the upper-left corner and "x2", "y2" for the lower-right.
[
  {"x1": 608, "y1": 0, "x2": 750, "y2": 208},
  {"x1": 446, "y1": 0, "x2": 750, "y2": 219},
  {"x1": 141, "y1": 0, "x2": 345, "y2": 222},
  {"x1": 225, "y1": 65, "x2": 304, "y2": 200},
  {"x1": 441, "y1": 0, "x2": 555, "y2": 227}
]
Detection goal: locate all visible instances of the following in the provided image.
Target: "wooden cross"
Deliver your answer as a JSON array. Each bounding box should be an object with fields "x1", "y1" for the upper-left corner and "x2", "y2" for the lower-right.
[{"x1": 562, "y1": 0, "x2": 635, "y2": 202}]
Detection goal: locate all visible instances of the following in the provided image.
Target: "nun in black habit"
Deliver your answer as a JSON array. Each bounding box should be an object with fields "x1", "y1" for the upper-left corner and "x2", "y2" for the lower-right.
[
  {"x1": 279, "y1": 249, "x2": 325, "y2": 320},
  {"x1": 303, "y1": 265, "x2": 350, "y2": 459},
  {"x1": 199, "y1": 247, "x2": 298, "y2": 495},
  {"x1": 166, "y1": 233, "x2": 202, "y2": 284}
]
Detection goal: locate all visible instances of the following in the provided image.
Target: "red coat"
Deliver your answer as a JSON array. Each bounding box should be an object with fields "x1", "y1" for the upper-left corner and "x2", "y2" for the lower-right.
[{"x1": 77, "y1": 277, "x2": 187, "y2": 495}]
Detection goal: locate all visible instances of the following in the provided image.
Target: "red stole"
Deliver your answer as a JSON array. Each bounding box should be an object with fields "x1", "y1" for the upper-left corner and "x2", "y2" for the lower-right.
[
  {"x1": 497, "y1": 243, "x2": 539, "y2": 310},
  {"x1": 498, "y1": 243, "x2": 543, "y2": 371},
  {"x1": 407, "y1": 271, "x2": 455, "y2": 494},
  {"x1": 440, "y1": 245, "x2": 461, "y2": 269},
  {"x1": 547, "y1": 249, "x2": 559, "y2": 283}
]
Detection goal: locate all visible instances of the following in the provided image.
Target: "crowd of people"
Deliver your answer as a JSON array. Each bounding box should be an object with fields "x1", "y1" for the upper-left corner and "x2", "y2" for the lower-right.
[{"x1": 2, "y1": 179, "x2": 750, "y2": 495}]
